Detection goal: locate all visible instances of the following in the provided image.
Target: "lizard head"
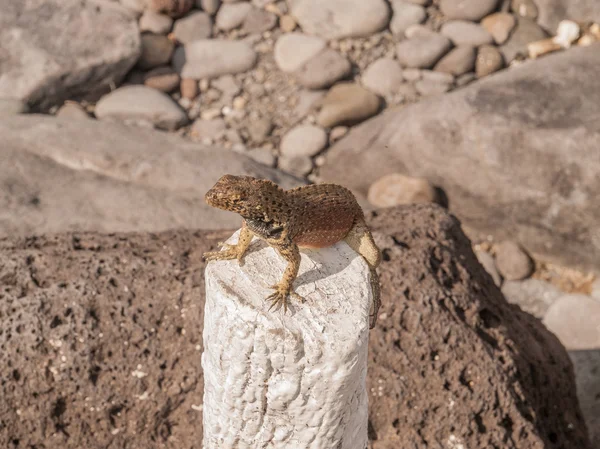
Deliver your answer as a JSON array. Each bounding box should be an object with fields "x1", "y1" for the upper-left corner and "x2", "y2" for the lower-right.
[{"x1": 205, "y1": 174, "x2": 288, "y2": 221}]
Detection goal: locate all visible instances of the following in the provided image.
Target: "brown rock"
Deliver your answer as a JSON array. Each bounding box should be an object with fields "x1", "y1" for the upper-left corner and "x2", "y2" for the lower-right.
[
  {"x1": 494, "y1": 240, "x2": 534, "y2": 280},
  {"x1": 150, "y1": 0, "x2": 194, "y2": 18},
  {"x1": 317, "y1": 82, "x2": 381, "y2": 128},
  {"x1": 56, "y1": 102, "x2": 90, "y2": 120},
  {"x1": 476, "y1": 44, "x2": 504, "y2": 77},
  {"x1": 137, "y1": 33, "x2": 175, "y2": 70},
  {"x1": 433, "y1": 45, "x2": 477, "y2": 75},
  {"x1": 0, "y1": 205, "x2": 591, "y2": 448},
  {"x1": 481, "y1": 12, "x2": 517, "y2": 44},
  {"x1": 294, "y1": 48, "x2": 352, "y2": 90},
  {"x1": 367, "y1": 173, "x2": 439, "y2": 207},
  {"x1": 180, "y1": 77, "x2": 199, "y2": 99},
  {"x1": 143, "y1": 66, "x2": 181, "y2": 92},
  {"x1": 279, "y1": 14, "x2": 297, "y2": 32}
]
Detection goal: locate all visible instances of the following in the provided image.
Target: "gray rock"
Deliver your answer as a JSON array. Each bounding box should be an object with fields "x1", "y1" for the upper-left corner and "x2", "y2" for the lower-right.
[
  {"x1": 173, "y1": 11, "x2": 213, "y2": 43},
  {"x1": 190, "y1": 118, "x2": 227, "y2": 141},
  {"x1": 295, "y1": 89, "x2": 326, "y2": 118},
  {"x1": 501, "y1": 279, "x2": 561, "y2": 318},
  {"x1": 95, "y1": 85, "x2": 189, "y2": 131},
  {"x1": 317, "y1": 83, "x2": 381, "y2": 128},
  {"x1": 243, "y1": 8, "x2": 278, "y2": 33},
  {"x1": 274, "y1": 33, "x2": 327, "y2": 73},
  {"x1": 290, "y1": 0, "x2": 390, "y2": 40},
  {"x1": 212, "y1": 74, "x2": 241, "y2": 99},
  {"x1": 199, "y1": 0, "x2": 221, "y2": 15},
  {"x1": 441, "y1": 20, "x2": 494, "y2": 46},
  {"x1": 535, "y1": 0, "x2": 600, "y2": 32},
  {"x1": 396, "y1": 34, "x2": 453, "y2": 69},
  {"x1": 215, "y1": 2, "x2": 252, "y2": 30},
  {"x1": 481, "y1": 12, "x2": 517, "y2": 45},
  {"x1": 569, "y1": 350, "x2": 600, "y2": 448},
  {"x1": 0, "y1": 0, "x2": 140, "y2": 110},
  {"x1": 475, "y1": 250, "x2": 502, "y2": 286},
  {"x1": 476, "y1": 44, "x2": 504, "y2": 77},
  {"x1": 495, "y1": 241, "x2": 534, "y2": 281},
  {"x1": 280, "y1": 125, "x2": 328, "y2": 158},
  {"x1": 434, "y1": 45, "x2": 476, "y2": 75},
  {"x1": 389, "y1": 1, "x2": 427, "y2": 36},
  {"x1": 247, "y1": 117, "x2": 273, "y2": 143},
  {"x1": 319, "y1": 44, "x2": 600, "y2": 270},
  {"x1": 0, "y1": 98, "x2": 29, "y2": 116},
  {"x1": 0, "y1": 114, "x2": 304, "y2": 237},
  {"x1": 511, "y1": 0, "x2": 539, "y2": 19},
  {"x1": 139, "y1": 10, "x2": 174, "y2": 34},
  {"x1": 294, "y1": 49, "x2": 352, "y2": 90},
  {"x1": 362, "y1": 58, "x2": 404, "y2": 97},
  {"x1": 440, "y1": 0, "x2": 500, "y2": 21},
  {"x1": 137, "y1": 33, "x2": 175, "y2": 70},
  {"x1": 544, "y1": 294, "x2": 600, "y2": 350},
  {"x1": 247, "y1": 148, "x2": 276, "y2": 167},
  {"x1": 500, "y1": 17, "x2": 548, "y2": 62},
  {"x1": 56, "y1": 102, "x2": 90, "y2": 120},
  {"x1": 279, "y1": 155, "x2": 314, "y2": 177},
  {"x1": 173, "y1": 39, "x2": 257, "y2": 79},
  {"x1": 367, "y1": 173, "x2": 439, "y2": 207},
  {"x1": 143, "y1": 66, "x2": 181, "y2": 92}
]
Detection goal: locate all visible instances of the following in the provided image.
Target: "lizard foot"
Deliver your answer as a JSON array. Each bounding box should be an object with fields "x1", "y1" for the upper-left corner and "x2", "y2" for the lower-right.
[
  {"x1": 266, "y1": 284, "x2": 304, "y2": 313},
  {"x1": 203, "y1": 242, "x2": 245, "y2": 265}
]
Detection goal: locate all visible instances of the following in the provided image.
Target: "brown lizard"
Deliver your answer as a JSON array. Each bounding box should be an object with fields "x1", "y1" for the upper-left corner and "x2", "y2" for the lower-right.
[{"x1": 203, "y1": 174, "x2": 382, "y2": 328}]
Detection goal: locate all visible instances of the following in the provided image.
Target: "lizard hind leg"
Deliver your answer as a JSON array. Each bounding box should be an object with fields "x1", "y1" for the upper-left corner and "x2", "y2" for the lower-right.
[{"x1": 344, "y1": 218, "x2": 382, "y2": 328}]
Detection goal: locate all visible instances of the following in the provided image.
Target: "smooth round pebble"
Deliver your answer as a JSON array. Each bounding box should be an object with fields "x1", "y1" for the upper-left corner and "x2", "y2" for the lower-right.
[
  {"x1": 199, "y1": 0, "x2": 221, "y2": 15},
  {"x1": 396, "y1": 34, "x2": 453, "y2": 69},
  {"x1": 501, "y1": 279, "x2": 561, "y2": 318},
  {"x1": 173, "y1": 11, "x2": 213, "y2": 43},
  {"x1": 499, "y1": 17, "x2": 547, "y2": 62},
  {"x1": 173, "y1": 40, "x2": 257, "y2": 79},
  {"x1": 440, "y1": 0, "x2": 500, "y2": 21},
  {"x1": 280, "y1": 14, "x2": 297, "y2": 32},
  {"x1": 434, "y1": 45, "x2": 476, "y2": 76},
  {"x1": 279, "y1": 155, "x2": 314, "y2": 177},
  {"x1": 475, "y1": 250, "x2": 502, "y2": 286},
  {"x1": 317, "y1": 83, "x2": 381, "y2": 128},
  {"x1": 362, "y1": 58, "x2": 404, "y2": 97},
  {"x1": 476, "y1": 45, "x2": 504, "y2": 77},
  {"x1": 139, "y1": 10, "x2": 174, "y2": 34},
  {"x1": 180, "y1": 78, "x2": 199, "y2": 99},
  {"x1": 511, "y1": 0, "x2": 538, "y2": 19},
  {"x1": 149, "y1": 0, "x2": 194, "y2": 17},
  {"x1": 280, "y1": 124, "x2": 328, "y2": 158},
  {"x1": 243, "y1": 8, "x2": 278, "y2": 33},
  {"x1": 247, "y1": 148, "x2": 276, "y2": 167},
  {"x1": 368, "y1": 173, "x2": 439, "y2": 207},
  {"x1": 481, "y1": 13, "x2": 517, "y2": 45},
  {"x1": 216, "y1": 2, "x2": 252, "y2": 30},
  {"x1": 247, "y1": 117, "x2": 273, "y2": 143},
  {"x1": 191, "y1": 118, "x2": 226, "y2": 141},
  {"x1": 329, "y1": 126, "x2": 349, "y2": 143},
  {"x1": 56, "y1": 102, "x2": 89, "y2": 120},
  {"x1": 389, "y1": 1, "x2": 427, "y2": 36},
  {"x1": 441, "y1": 20, "x2": 494, "y2": 46},
  {"x1": 138, "y1": 33, "x2": 175, "y2": 70},
  {"x1": 294, "y1": 49, "x2": 351, "y2": 89},
  {"x1": 543, "y1": 294, "x2": 600, "y2": 350},
  {"x1": 144, "y1": 66, "x2": 181, "y2": 92},
  {"x1": 494, "y1": 241, "x2": 534, "y2": 281},
  {"x1": 274, "y1": 33, "x2": 327, "y2": 73},
  {"x1": 95, "y1": 85, "x2": 188, "y2": 130}
]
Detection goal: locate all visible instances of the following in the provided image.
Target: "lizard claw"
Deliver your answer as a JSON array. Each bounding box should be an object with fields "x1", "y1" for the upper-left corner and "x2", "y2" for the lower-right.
[
  {"x1": 203, "y1": 242, "x2": 246, "y2": 265},
  {"x1": 266, "y1": 284, "x2": 304, "y2": 313}
]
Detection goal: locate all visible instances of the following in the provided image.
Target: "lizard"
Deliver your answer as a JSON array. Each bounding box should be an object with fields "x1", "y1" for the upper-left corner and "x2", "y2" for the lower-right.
[{"x1": 202, "y1": 174, "x2": 382, "y2": 328}]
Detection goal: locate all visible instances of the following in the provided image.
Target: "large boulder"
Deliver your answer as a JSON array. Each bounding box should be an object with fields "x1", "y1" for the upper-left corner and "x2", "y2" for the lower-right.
[
  {"x1": 0, "y1": 205, "x2": 591, "y2": 448},
  {"x1": 320, "y1": 44, "x2": 600, "y2": 271},
  {"x1": 0, "y1": 0, "x2": 141, "y2": 110},
  {"x1": 0, "y1": 115, "x2": 304, "y2": 237}
]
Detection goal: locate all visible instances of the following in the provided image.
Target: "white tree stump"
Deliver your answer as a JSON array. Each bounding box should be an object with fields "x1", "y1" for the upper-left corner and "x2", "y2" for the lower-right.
[{"x1": 202, "y1": 230, "x2": 372, "y2": 449}]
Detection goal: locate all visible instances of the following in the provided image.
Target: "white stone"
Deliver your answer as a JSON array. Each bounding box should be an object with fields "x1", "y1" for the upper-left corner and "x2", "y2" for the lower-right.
[
  {"x1": 274, "y1": 33, "x2": 327, "y2": 73},
  {"x1": 280, "y1": 124, "x2": 328, "y2": 157},
  {"x1": 95, "y1": 85, "x2": 188, "y2": 131},
  {"x1": 202, "y1": 231, "x2": 371, "y2": 448},
  {"x1": 389, "y1": 1, "x2": 427, "y2": 36},
  {"x1": 553, "y1": 20, "x2": 581, "y2": 49},
  {"x1": 139, "y1": 10, "x2": 174, "y2": 34},
  {"x1": 362, "y1": 58, "x2": 404, "y2": 97},
  {"x1": 290, "y1": 0, "x2": 390, "y2": 40},
  {"x1": 172, "y1": 40, "x2": 257, "y2": 79},
  {"x1": 173, "y1": 11, "x2": 213, "y2": 43},
  {"x1": 215, "y1": 2, "x2": 252, "y2": 30},
  {"x1": 543, "y1": 294, "x2": 600, "y2": 350}
]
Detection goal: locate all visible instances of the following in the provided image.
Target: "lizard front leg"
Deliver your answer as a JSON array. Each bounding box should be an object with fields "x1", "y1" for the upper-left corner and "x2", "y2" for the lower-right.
[
  {"x1": 203, "y1": 221, "x2": 253, "y2": 265},
  {"x1": 266, "y1": 239, "x2": 303, "y2": 312}
]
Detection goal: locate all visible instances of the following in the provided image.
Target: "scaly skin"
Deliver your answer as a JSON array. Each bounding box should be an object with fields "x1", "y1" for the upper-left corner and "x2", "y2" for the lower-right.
[{"x1": 203, "y1": 174, "x2": 382, "y2": 328}]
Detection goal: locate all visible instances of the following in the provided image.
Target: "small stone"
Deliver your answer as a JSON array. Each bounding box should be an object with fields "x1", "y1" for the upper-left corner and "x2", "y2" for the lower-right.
[
  {"x1": 247, "y1": 148, "x2": 276, "y2": 167},
  {"x1": 173, "y1": 40, "x2": 257, "y2": 79},
  {"x1": 499, "y1": 17, "x2": 547, "y2": 63},
  {"x1": 441, "y1": 20, "x2": 494, "y2": 46},
  {"x1": 362, "y1": 58, "x2": 404, "y2": 97},
  {"x1": 405, "y1": 24, "x2": 436, "y2": 39},
  {"x1": 329, "y1": 126, "x2": 349, "y2": 143},
  {"x1": 274, "y1": 33, "x2": 327, "y2": 73},
  {"x1": 243, "y1": 8, "x2": 278, "y2": 33},
  {"x1": 511, "y1": 0, "x2": 538, "y2": 19},
  {"x1": 494, "y1": 241, "x2": 534, "y2": 281},
  {"x1": 232, "y1": 96, "x2": 247, "y2": 110},
  {"x1": 95, "y1": 85, "x2": 188, "y2": 130},
  {"x1": 216, "y1": 2, "x2": 252, "y2": 30},
  {"x1": 225, "y1": 128, "x2": 243, "y2": 144},
  {"x1": 543, "y1": 294, "x2": 600, "y2": 350},
  {"x1": 476, "y1": 45, "x2": 504, "y2": 77},
  {"x1": 290, "y1": 0, "x2": 390, "y2": 40},
  {"x1": 279, "y1": 155, "x2": 313, "y2": 177},
  {"x1": 280, "y1": 14, "x2": 297, "y2": 32},
  {"x1": 180, "y1": 78, "x2": 199, "y2": 99},
  {"x1": 138, "y1": 33, "x2": 175, "y2": 70},
  {"x1": 294, "y1": 49, "x2": 352, "y2": 90},
  {"x1": 389, "y1": 1, "x2": 427, "y2": 36},
  {"x1": 415, "y1": 79, "x2": 452, "y2": 96},
  {"x1": 396, "y1": 34, "x2": 453, "y2": 69},
  {"x1": 173, "y1": 12, "x2": 213, "y2": 43},
  {"x1": 528, "y1": 38, "x2": 561, "y2": 58},
  {"x1": 402, "y1": 68, "x2": 422, "y2": 81},
  {"x1": 150, "y1": 0, "x2": 194, "y2": 18},
  {"x1": 199, "y1": 0, "x2": 221, "y2": 15},
  {"x1": 434, "y1": 46, "x2": 476, "y2": 75},
  {"x1": 139, "y1": 10, "x2": 174, "y2": 34},
  {"x1": 440, "y1": 0, "x2": 500, "y2": 21},
  {"x1": 144, "y1": 66, "x2": 181, "y2": 92},
  {"x1": 280, "y1": 124, "x2": 328, "y2": 158},
  {"x1": 501, "y1": 279, "x2": 561, "y2": 318},
  {"x1": 212, "y1": 74, "x2": 241, "y2": 99},
  {"x1": 201, "y1": 107, "x2": 222, "y2": 120},
  {"x1": 554, "y1": 20, "x2": 581, "y2": 49},
  {"x1": 421, "y1": 70, "x2": 454, "y2": 84},
  {"x1": 295, "y1": 89, "x2": 326, "y2": 118},
  {"x1": 191, "y1": 118, "x2": 226, "y2": 140},
  {"x1": 0, "y1": 98, "x2": 28, "y2": 116},
  {"x1": 317, "y1": 83, "x2": 381, "y2": 128},
  {"x1": 367, "y1": 173, "x2": 439, "y2": 208},
  {"x1": 481, "y1": 13, "x2": 517, "y2": 45},
  {"x1": 247, "y1": 117, "x2": 273, "y2": 143},
  {"x1": 56, "y1": 102, "x2": 89, "y2": 120},
  {"x1": 475, "y1": 250, "x2": 502, "y2": 286}
]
